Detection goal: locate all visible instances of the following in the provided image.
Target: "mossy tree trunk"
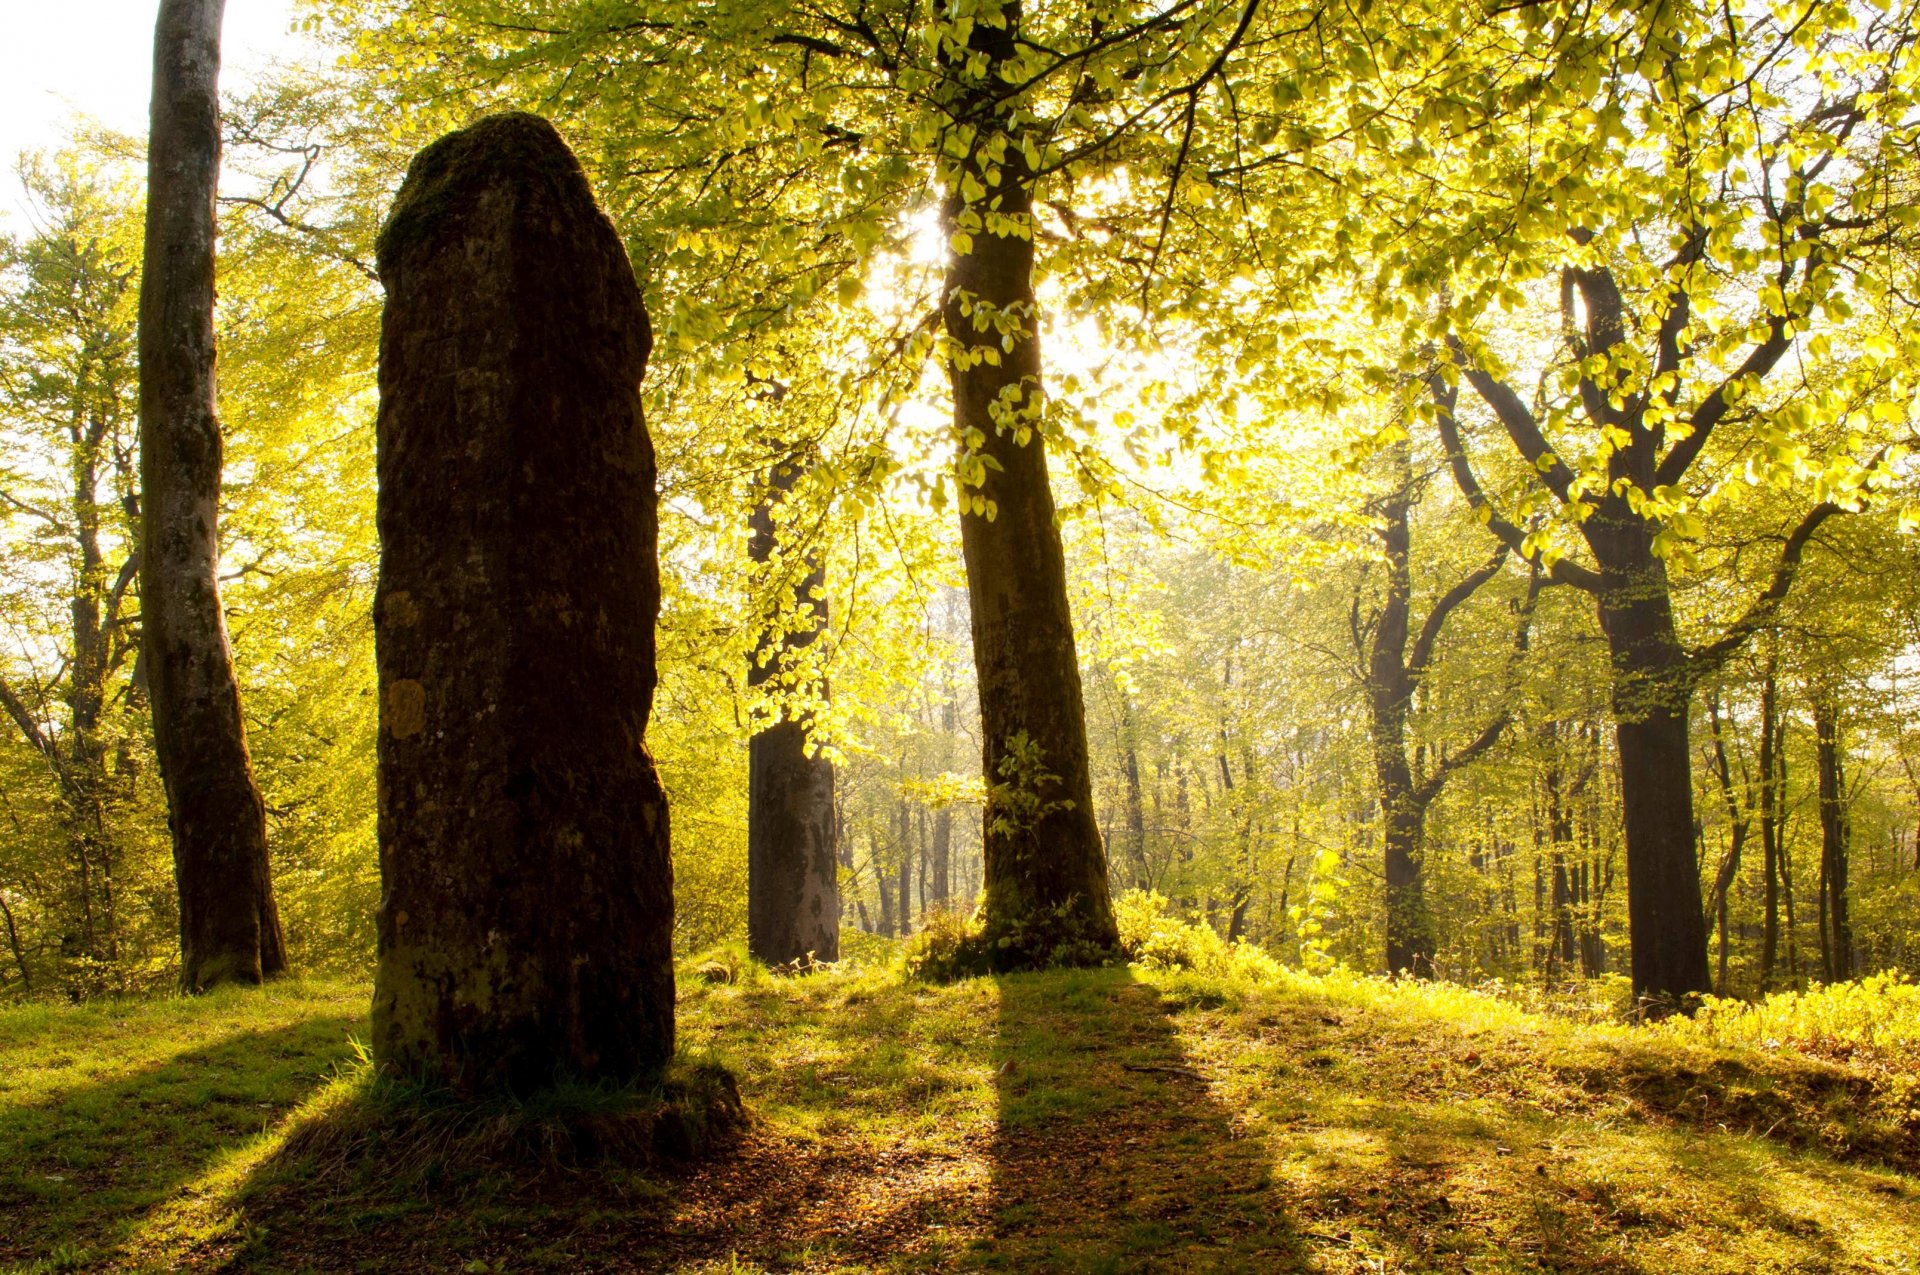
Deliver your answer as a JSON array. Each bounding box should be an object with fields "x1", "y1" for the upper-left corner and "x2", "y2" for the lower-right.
[
  {"x1": 939, "y1": 1, "x2": 1117, "y2": 965},
  {"x1": 371, "y1": 113, "x2": 673, "y2": 1091}
]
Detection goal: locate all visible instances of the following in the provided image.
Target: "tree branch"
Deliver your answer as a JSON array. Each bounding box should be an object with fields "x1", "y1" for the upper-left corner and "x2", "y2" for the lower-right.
[
  {"x1": 1447, "y1": 335, "x2": 1579, "y2": 505},
  {"x1": 1407, "y1": 545, "x2": 1507, "y2": 680},
  {"x1": 1688, "y1": 501, "x2": 1840, "y2": 683},
  {"x1": 1427, "y1": 369, "x2": 1602, "y2": 593}
]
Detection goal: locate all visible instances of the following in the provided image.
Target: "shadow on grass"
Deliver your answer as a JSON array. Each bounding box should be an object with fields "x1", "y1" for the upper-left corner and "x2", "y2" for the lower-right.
[
  {"x1": 979, "y1": 967, "x2": 1300, "y2": 1274},
  {"x1": 0, "y1": 1013, "x2": 362, "y2": 1270}
]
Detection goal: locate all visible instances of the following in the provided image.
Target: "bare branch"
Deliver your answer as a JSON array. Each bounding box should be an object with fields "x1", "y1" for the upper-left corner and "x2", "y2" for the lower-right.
[{"x1": 1689, "y1": 502, "x2": 1840, "y2": 682}]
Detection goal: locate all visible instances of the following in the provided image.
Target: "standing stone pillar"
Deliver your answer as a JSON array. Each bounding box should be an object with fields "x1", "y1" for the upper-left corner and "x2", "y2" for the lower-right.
[{"x1": 371, "y1": 113, "x2": 673, "y2": 1090}]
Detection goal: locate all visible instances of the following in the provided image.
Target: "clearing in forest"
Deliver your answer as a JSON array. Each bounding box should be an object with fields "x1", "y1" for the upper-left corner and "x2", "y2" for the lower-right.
[{"x1": 2, "y1": 964, "x2": 1916, "y2": 1273}]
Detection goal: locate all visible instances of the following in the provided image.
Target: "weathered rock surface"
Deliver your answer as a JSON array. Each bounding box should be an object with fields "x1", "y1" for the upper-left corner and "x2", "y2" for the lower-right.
[{"x1": 371, "y1": 112, "x2": 673, "y2": 1090}]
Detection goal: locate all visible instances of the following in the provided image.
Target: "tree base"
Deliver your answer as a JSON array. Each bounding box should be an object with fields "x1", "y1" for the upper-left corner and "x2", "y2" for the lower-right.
[
  {"x1": 907, "y1": 901, "x2": 1120, "y2": 982},
  {"x1": 276, "y1": 1059, "x2": 746, "y2": 1182}
]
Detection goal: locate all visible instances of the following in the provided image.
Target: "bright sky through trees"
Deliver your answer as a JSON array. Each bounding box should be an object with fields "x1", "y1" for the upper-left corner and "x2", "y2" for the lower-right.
[{"x1": 0, "y1": 0, "x2": 317, "y2": 228}]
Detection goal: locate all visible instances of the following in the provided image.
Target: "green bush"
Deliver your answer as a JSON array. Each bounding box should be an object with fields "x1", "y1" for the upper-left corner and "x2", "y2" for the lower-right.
[
  {"x1": 1663, "y1": 972, "x2": 1920, "y2": 1079},
  {"x1": 1113, "y1": 889, "x2": 1281, "y2": 981},
  {"x1": 905, "y1": 898, "x2": 1119, "y2": 982}
]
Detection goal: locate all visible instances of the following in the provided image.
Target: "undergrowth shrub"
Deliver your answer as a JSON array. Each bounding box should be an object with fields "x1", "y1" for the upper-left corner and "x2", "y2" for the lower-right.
[
  {"x1": 1663, "y1": 973, "x2": 1920, "y2": 1078},
  {"x1": 1113, "y1": 889, "x2": 1281, "y2": 981},
  {"x1": 905, "y1": 898, "x2": 1119, "y2": 982}
]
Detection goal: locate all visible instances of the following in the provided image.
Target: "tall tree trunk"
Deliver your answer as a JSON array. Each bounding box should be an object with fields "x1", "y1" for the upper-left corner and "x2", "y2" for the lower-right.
[
  {"x1": 1760, "y1": 671, "x2": 1783, "y2": 990},
  {"x1": 139, "y1": 0, "x2": 286, "y2": 991},
  {"x1": 874, "y1": 819, "x2": 896, "y2": 939},
  {"x1": 1122, "y1": 712, "x2": 1149, "y2": 888},
  {"x1": 939, "y1": 4, "x2": 1115, "y2": 964},
  {"x1": 370, "y1": 114, "x2": 674, "y2": 1089},
  {"x1": 1371, "y1": 468, "x2": 1429, "y2": 977},
  {"x1": 930, "y1": 696, "x2": 954, "y2": 910},
  {"x1": 1589, "y1": 514, "x2": 1710, "y2": 1006},
  {"x1": 896, "y1": 799, "x2": 915, "y2": 937},
  {"x1": 746, "y1": 455, "x2": 840, "y2": 966},
  {"x1": 1814, "y1": 690, "x2": 1852, "y2": 982}
]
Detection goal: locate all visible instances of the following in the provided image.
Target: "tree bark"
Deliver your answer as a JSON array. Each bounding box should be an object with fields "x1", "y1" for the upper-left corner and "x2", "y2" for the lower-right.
[
  {"x1": 1760, "y1": 670, "x2": 1783, "y2": 989},
  {"x1": 929, "y1": 694, "x2": 955, "y2": 910},
  {"x1": 1586, "y1": 510, "x2": 1711, "y2": 1005},
  {"x1": 1814, "y1": 690, "x2": 1852, "y2": 981},
  {"x1": 746, "y1": 455, "x2": 840, "y2": 966},
  {"x1": 139, "y1": 0, "x2": 286, "y2": 991},
  {"x1": 370, "y1": 113, "x2": 673, "y2": 1090},
  {"x1": 940, "y1": 5, "x2": 1116, "y2": 963}
]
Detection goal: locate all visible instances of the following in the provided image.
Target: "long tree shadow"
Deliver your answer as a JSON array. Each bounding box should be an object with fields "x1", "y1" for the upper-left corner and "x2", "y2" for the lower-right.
[
  {"x1": 0, "y1": 1012, "x2": 363, "y2": 1270},
  {"x1": 980, "y1": 968, "x2": 1304, "y2": 1273},
  {"x1": 217, "y1": 973, "x2": 984, "y2": 1273}
]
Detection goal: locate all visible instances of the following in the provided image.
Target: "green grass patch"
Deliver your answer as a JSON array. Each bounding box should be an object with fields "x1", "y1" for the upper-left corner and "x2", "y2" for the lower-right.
[{"x1": 2, "y1": 963, "x2": 1917, "y2": 1272}]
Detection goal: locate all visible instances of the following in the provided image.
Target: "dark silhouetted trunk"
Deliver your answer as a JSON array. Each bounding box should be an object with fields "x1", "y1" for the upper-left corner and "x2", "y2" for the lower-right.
[
  {"x1": 0, "y1": 893, "x2": 28, "y2": 991},
  {"x1": 1588, "y1": 509, "x2": 1710, "y2": 1005},
  {"x1": 1759, "y1": 672, "x2": 1783, "y2": 989},
  {"x1": 1372, "y1": 467, "x2": 1430, "y2": 977},
  {"x1": 370, "y1": 114, "x2": 673, "y2": 1090},
  {"x1": 1814, "y1": 691, "x2": 1851, "y2": 982},
  {"x1": 1363, "y1": 447, "x2": 1513, "y2": 977},
  {"x1": 939, "y1": 6, "x2": 1115, "y2": 962},
  {"x1": 139, "y1": 0, "x2": 286, "y2": 991},
  {"x1": 930, "y1": 697, "x2": 954, "y2": 909},
  {"x1": 746, "y1": 455, "x2": 840, "y2": 966},
  {"x1": 1704, "y1": 695, "x2": 1750, "y2": 995}
]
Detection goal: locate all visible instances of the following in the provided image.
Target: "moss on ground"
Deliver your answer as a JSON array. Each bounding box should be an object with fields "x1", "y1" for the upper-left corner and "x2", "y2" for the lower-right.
[{"x1": 2, "y1": 964, "x2": 1916, "y2": 1273}]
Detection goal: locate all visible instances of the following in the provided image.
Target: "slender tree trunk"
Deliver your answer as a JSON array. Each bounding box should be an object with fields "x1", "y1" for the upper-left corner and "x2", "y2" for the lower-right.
[
  {"x1": 1121, "y1": 725, "x2": 1144, "y2": 887},
  {"x1": 1760, "y1": 671, "x2": 1783, "y2": 989},
  {"x1": 1783, "y1": 817, "x2": 1802, "y2": 986},
  {"x1": 897, "y1": 800, "x2": 915, "y2": 937},
  {"x1": 746, "y1": 455, "x2": 840, "y2": 966},
  {"x1": 140, "y1": 0, "x2": 286, "y2": 991},
  {"x1": 930, "y1": 692, "x2": 955, "y2": 912},
  {"x1": 0, "y1": 892, "x2": 29, "y2": 991},
  {"x1": 939, "y1": 6, "x2": 1115, "y2": 963},
  {"x1": 1704, "y1": 695, "x2": 1748, "y2": 996},
  {"x1": 1814, "y1": 690, "x2": 1852, "y2": 981},
  {"x1": 1545, "y1": 734, "x2": 1578, "y2": 977}
]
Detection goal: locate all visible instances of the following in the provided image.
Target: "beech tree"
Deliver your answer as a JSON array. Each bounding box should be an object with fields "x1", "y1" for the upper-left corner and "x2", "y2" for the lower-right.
[
  {"x1": 1353, "y1": 435, "x2": 1536, "y2": 976},
  {"x1": 139, "y1": 0, "x2": 287, "y2": 990},
  {"x1": 1391, "y1": 2, "x2": 1919, "y2": 1004},
  {"x1": 747, "y1": 451, "x2": 841, "y2": 966},
  {"x1": 0, "y1": 163, "x2": 147, "y2": 987}
]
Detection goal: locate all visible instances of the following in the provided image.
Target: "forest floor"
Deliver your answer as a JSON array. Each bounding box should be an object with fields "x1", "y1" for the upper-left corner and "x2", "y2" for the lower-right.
[{"x1": 3, "y1": 962, "x2": 1918, "y2": 1274}]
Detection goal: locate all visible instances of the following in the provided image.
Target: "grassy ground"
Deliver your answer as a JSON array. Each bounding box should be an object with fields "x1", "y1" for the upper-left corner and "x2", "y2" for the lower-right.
[{"x1": 3, "y1": 963, "x2": 1917, "y2": 1274}]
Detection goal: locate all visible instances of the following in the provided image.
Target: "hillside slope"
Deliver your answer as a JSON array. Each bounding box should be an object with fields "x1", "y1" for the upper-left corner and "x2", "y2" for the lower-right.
[{"x1": 3, "y1": 964, "x2": 1916, "y2": 1273}]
